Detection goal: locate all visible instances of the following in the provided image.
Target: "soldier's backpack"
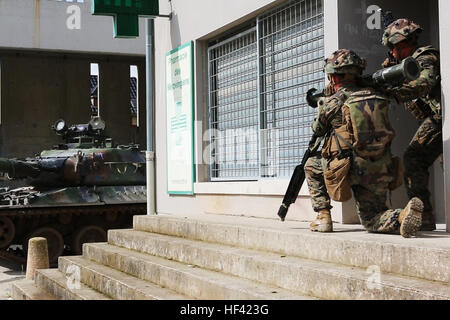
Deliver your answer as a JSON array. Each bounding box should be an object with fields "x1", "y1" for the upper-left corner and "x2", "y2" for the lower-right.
[
  {"x1": 323, "y1": 89, "x2": 401, "y2": 202},
  {"x1": 341, "y1": 89, "x2": 395, "y2": 159}
]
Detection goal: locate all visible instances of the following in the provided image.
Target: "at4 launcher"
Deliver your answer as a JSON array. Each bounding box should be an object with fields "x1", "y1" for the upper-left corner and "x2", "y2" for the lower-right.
[{"x1": 306, "y1": 57, "x2": 421, "y2": 109}]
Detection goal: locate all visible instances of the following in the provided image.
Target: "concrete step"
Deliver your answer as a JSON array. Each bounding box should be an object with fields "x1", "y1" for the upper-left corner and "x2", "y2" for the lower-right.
[
  {"x1": 34, "y1": 268, "x2": 111, "y2": 300},
  {"x1": 83, "y1": 242, "x2": 314, "y2": 300},
  {"x1": 58, "y1": 255, "x2": 190, "y2": 300},
  {"x1": 108, "y1": 229, "x2": 450, "y2": 300},
  {"x1": 134, "y1": 214, "x2": 450, "y2": 284},
  {"x1": 11, "y1": 279, "x2": 57, "y2": 300}
]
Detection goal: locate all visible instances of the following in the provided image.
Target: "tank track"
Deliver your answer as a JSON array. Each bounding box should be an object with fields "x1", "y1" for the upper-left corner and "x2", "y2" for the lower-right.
[{"x1": 0, "y1": 203, "x2": 146, "y2": 266}]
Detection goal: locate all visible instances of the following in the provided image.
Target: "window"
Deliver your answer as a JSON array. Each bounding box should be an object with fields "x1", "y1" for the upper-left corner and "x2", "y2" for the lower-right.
[
  {"x1": 90, "y1": 63, "x2": 99, "y2": 117},
  {"x1": 208, "y1": 0, "x2": 325, "y2": 181},
  {"x1": 130, "y1": 65, "x2": 139, "y2": 127},
  {"x1": 0, "y1": 58, "x2": 2, "y2": 125}
]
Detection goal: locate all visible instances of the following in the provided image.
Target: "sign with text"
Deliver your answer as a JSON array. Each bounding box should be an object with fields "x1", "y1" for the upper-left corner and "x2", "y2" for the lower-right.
[
  {"x1": 91, "y1": 0, "x2": 159, "y2": 38},
  {"x1": 166, "y1": 42, "x2": 195, "y2": 195}
]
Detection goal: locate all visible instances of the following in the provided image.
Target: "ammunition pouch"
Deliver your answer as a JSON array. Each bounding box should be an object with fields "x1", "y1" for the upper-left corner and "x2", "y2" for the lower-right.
[
  {"x1": 321, "y1": 126, "x2": 353, "y2": 159},
  {"x1": 388, "y1": 156, "x2": 404, "y2": 191},
  {"x1": 324, "y1": 156, "x2": 352, "y2": 202},
  {"x1": 322, "y1": 128, "x2": 354, "y2": 202}
]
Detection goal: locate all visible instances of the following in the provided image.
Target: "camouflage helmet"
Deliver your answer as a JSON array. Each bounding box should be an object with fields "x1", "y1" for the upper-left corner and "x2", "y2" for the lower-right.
[
  {"x1": 323, "y1": 49, "x2": 367, "y2": 75},
  {"x1": 382, "y1": 18, "x2": 423, "y2": 47}
]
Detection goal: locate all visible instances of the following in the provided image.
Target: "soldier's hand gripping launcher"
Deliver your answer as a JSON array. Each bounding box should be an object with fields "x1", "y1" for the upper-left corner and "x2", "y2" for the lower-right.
[{"x1": 306, "y1": 57, "x2": 421, "y2": 109}]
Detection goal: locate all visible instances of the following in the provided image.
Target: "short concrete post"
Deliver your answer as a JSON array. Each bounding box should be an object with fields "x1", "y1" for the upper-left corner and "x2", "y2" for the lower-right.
[{"x1": 26, "y1": 237, "x2": 49, "y2": 280}]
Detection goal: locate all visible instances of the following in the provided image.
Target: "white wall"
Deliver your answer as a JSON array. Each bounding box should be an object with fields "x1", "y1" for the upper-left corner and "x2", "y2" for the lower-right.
[
  {"x1": 439, "y1": 0, "x2": 450, "y2": 231},
  {"x1": 0, "y1": 0, "x2": 145, "y2": 55},
  {"x1": 153, "y1": 0, "x2": 323, "y2": 221}
]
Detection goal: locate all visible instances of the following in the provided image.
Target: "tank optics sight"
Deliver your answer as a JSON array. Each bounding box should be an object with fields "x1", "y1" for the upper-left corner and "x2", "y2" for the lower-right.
[{"x1": 53, "y1": 119, "x2": 68, "y2": 135}]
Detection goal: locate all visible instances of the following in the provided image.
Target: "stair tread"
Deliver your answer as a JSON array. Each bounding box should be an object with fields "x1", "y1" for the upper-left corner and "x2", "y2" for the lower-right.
[
  {"x1": 59, "y1": 256, "x2": 190, "y2": 300},
  {"x1": 109, "y1": 229, "x2": 450, "y2": 299},
  {"x1": 135, "y1": 214, "x2": 450, "y2": 250},
  {"x1": 133, "y1": 214, "x2": 450, "y2": 284},
  {"x1": 36, "y1": 269, "x2": 111, "y2": 300},
  {"x1": 11, "y1": 279, "x2": 57, "y2": 300},
  {"x1": 84, "y1": 242, "x2": 316, "y2": 300}
]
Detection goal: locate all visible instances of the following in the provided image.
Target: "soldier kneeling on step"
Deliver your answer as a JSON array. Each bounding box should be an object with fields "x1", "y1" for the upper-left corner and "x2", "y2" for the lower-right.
[{"x1": 304, "y1": 49, "x2": 423, "y2": 238}]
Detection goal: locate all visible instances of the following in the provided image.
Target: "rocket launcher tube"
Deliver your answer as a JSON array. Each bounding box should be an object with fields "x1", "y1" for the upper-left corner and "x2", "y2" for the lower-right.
[{"x1": 306, "y1": 57, "x2": 421, "y2": 108}]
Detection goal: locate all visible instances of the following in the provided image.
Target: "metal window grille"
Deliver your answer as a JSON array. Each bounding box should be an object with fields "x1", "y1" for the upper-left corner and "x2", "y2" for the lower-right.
[
  {"x1": 208, "y1": 0, "x2": 324, "y2": 181},
  {"x1": 208, "y1": 29, "x2": 260, "y2": 180}
]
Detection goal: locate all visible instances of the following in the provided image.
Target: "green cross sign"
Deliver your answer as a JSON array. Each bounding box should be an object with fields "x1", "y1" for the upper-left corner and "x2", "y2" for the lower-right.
[{"x1": 92, "y1": 0, "x2": 159, "y2": 38}]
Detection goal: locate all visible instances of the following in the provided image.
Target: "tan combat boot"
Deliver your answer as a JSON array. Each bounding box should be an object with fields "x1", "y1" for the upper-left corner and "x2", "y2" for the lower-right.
[
  {"x1": 398, "y1": 198, "x2": 423, "y2": 238},
  {"x1": 310, "y1": 209, "x2": 333, "y2": 233}
]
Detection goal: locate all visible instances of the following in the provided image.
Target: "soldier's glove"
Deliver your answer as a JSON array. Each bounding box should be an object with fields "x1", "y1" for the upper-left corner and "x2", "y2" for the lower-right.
[{"x1": 381, "y1": 57, "x2": 396, "y2": 68}]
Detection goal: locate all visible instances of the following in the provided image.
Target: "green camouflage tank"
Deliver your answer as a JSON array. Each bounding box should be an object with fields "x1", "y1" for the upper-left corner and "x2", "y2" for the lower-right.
[{"x1": 0, "y1": 117, "x2": 147, "y2": 263}]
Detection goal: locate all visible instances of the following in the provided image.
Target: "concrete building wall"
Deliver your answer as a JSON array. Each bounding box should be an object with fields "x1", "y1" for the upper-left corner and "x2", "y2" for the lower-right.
[
  {"x1": 0, "y1": 0, "x2": 145, "y2": 55},
  {"x1": 0, "y1": 52, "x2": 91, "y2": 157},
  {"x1": 0, "y1": 0, "x2": 149, "y2": 157},
  {"x1": 0, "y1": 51, "x2": 145, "y2": 158},
  {"x1": 152, "y1": 0, "x2": 447, "y2": 227},
  {"x1": 439, "y1": 0, "x2": 450, "y2": 231},
  {"x1": 153, "y1": 0, "x2": 315, "y2": 221}
]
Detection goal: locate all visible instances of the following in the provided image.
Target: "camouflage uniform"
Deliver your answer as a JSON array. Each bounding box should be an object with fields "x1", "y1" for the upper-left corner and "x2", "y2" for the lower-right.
[
  {"x1": 382, "y1": 19, "x2": 442, "y2": 229},
  {"x1": 305, "y1": 49, "x2": 418, "y2": 235}
]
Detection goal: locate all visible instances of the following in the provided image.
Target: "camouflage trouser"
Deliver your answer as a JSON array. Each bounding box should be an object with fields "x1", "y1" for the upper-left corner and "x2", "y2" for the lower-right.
[
  {"x1": 351, "y1": 181, "x2": 402, "y2": 234},
  {"x1": 304, "y1": 154, "x2": 332, "y2": 212},
  {"x1": 305, "y1": 153, "x2": 402, "y2": 234},
  {"x1": 404, "y1": 115, "x2": 443, "y2": 213},
  {"x1": 350, "y1": 152, "x2": 402, "y2": 234}
]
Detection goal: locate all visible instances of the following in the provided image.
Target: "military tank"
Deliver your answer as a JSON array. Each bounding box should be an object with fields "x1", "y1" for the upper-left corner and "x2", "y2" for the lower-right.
[{"x1": 0, "y1": 117, "x2": 147, "y2": 264}]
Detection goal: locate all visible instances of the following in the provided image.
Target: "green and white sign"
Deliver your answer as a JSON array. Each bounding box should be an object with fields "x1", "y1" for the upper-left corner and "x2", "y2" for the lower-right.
[
  {"x1": 166, "y1": 41, "x2": 195, "y2": 195},
  {"x1": 91, "y1": 0, "x2": 159, "y2": 38}
]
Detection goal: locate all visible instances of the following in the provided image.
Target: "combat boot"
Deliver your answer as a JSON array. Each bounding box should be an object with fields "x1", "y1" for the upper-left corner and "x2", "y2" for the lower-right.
[
  {"x1": 420, "y1": 211, "x2": 436, "y2": 231},
  {"x1": 310, "y1": 209, "x2": 333, "y2": 233},
  {"x1": 398, "y1": 197, "x2": 423, "y2": 238}
]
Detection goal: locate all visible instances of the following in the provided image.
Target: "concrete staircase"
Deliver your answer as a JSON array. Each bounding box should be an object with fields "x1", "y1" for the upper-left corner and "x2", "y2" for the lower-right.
[{"x1": 11, "y1": 213, "x2": 450, "y2": 300}]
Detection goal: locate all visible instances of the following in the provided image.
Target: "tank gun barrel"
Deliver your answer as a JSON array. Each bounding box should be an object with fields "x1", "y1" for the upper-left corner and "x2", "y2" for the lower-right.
[{"x1": 0, "y1": 158, "x2": 40, "y2": 180}]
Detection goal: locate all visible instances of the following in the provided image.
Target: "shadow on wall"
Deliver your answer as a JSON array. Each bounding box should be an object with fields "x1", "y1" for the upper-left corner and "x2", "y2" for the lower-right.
[
  {"x1": 338, "y1": 0, "x2": 439, "y2": 72},
  {"x1": 170, "y1": 11, "x2": 181, "y2": 49}
]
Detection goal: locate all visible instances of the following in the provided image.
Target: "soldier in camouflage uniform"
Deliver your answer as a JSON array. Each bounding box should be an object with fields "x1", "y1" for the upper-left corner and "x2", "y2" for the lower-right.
[
  {"x1": 381, "y1": 18, "x2": 441, "y2": 231},
  {"x1": 305, "y1": 49, "x2": 423, "y2": 238}
]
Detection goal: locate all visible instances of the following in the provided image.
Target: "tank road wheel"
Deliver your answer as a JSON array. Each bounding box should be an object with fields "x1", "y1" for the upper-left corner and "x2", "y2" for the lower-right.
[
  {"x1": 0, "y1": 217, "x2": 15, "y2": 249},
  {"x1": 72, "y1": 226, "x2": 107, "y2": 255},
  {"x1": 25, "y1": 227, "x2": 65, "y2": 264}
]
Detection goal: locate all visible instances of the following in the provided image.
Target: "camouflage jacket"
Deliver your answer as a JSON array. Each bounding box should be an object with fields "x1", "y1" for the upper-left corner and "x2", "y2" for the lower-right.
[
  {"x1": 314, "y1": 84, "x2": 395, "y2": 159},
  {"x1": 314, "y1": 85, "x2": 396, "y2": 186},
  {"x1": 390, "y1": 46, "x2": 441, "y2": 119},
  {"x1": 312, "y1": 84, "x2": 358, "y2": 159},
  {"x1": 312, "y1": 84, "x2": 357, "y2": 138}
]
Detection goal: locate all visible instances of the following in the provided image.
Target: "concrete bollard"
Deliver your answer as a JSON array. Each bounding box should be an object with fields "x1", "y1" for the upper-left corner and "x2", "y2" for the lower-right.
[{"x1": 26, "y1": 237, "x2": 50, "y2": 280}]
